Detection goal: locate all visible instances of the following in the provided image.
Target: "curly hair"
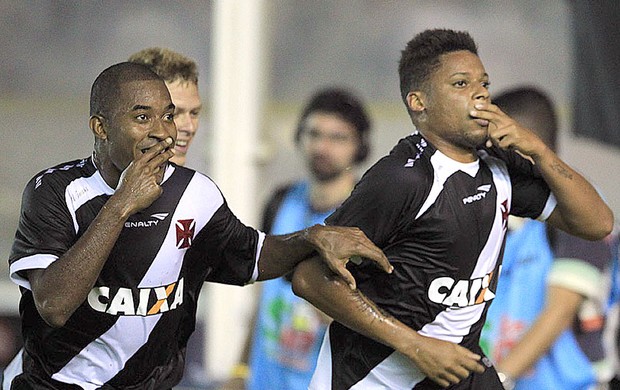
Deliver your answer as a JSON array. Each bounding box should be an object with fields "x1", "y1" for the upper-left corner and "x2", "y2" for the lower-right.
[
  {"x1": 128, "y1": 47, "x2": 198, "y2": 84},
  {"x1": 398, "y1": 29, "x2": 478, "y2": 108}
]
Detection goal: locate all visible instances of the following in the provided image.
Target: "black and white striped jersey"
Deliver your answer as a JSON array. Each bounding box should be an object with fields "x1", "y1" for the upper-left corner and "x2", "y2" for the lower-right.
[
  {"x1": 310, "y1": 131, "x2": 555, "y2": 389},
  {"x1": 8, "y1": 157, "x2": 263, "y2": 389}
]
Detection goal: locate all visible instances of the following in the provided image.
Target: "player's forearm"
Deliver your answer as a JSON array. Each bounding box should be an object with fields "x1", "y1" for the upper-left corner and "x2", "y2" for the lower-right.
[
  {"x1": 255, "y1": 226, "x2": 319, "y2": 281},
  {"x1": 293, "y1": 257, "x2": 486, "y2": 386},
  {"x1": 29, "y1": 198, "x2": 131, "y2": 328},
  {"x1": 535, "y1": 150, "x2": 613, "y2": 240},
  {"x1": 258, "y1": 225, "x2": 391, "y2": 290},
  {"x1": 291, "y1": 257, "x2": 417, "y2": 352}
]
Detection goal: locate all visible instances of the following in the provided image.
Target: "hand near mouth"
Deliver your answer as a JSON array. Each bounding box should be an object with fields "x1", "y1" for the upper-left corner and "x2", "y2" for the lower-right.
[
  {"x1": 112, "y1": 137, "x2": 175, "y2": 216},
  {"x1": 471, "y1": 104, "x2": 549, "y2": 160}
]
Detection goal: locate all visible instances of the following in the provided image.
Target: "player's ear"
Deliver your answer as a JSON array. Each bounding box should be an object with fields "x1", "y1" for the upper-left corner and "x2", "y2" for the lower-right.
[
  {"x1": 406, "y1": 91, "x2": 426, "y2": 113},
  {"x1": 89, "y1": 115, "x2": 108, "y2": 140}
]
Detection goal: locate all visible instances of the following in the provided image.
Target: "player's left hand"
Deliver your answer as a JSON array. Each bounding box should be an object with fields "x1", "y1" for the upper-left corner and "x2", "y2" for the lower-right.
[{"x1": 304, "y1": 225, "x2": 392, "y2": 289}]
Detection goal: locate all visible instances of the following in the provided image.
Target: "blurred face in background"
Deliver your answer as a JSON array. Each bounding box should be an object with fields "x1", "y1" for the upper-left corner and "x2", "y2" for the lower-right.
[
  {"x1": 299, "y1": 112, "x2": 360, "y2": 182},
  {"x1": 166, "y1": 80, "x2": 202, "y2": 166}
]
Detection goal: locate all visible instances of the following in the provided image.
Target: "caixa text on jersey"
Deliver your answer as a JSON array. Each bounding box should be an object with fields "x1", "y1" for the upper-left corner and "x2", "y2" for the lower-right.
[
  {"x1": 87, "y1": 278, "x2": 184, "y2": 316},
  {"x1": 428, "y1": 272, "x2": 496, "y2": 307}
]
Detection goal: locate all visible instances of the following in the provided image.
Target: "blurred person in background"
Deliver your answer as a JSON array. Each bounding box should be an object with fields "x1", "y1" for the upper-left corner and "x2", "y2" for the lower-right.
[
  {"x1": 225, "y1": 87, "x2": 373, "y2": 390},
  {"x1": 129, "y1": 47, "x2": 202, "y2": 167},
  {"x1": 480, "y1": 86, "x2": 615, "y2": 389}
]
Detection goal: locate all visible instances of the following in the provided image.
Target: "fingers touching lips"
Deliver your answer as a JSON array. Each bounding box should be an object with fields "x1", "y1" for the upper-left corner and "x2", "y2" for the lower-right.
[{"x1": 140, "y1": 137, "x2": 174, "y2": 154}]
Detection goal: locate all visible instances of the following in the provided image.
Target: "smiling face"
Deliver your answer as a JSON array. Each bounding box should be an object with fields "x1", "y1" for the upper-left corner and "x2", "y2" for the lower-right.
[
  {"x1": 166, "y1": 80, "x2": 201, "y2": 166},
  {"x1": 408, "y1": 50, "x2": 490, "y2": 162},
  {"x1": 95, "y1": 78, "x2": 176, "y2": 185}
]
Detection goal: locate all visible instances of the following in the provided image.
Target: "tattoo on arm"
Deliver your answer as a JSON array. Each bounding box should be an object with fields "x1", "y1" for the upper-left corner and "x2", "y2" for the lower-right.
[{"x1": 551, "y1": 161, "x2": 573, "y2": 180}]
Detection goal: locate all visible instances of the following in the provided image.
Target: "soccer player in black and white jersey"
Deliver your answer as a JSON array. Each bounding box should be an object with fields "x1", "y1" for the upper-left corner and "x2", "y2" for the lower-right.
[
  {"x1": 4, "y1": 62, "x2": 396, "y2": 389},
  {"x1": 292, "y1": 29, "x2": 614, "y2": 389}
]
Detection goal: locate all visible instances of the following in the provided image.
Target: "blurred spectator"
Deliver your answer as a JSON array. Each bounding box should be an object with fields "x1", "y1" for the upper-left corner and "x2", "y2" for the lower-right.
[
  {"x1": 129, "y1": 47, "x2": 203, "y2": 167},
  {"x1": 224, "y1": 87, "x2": 372, "y2": 390}
]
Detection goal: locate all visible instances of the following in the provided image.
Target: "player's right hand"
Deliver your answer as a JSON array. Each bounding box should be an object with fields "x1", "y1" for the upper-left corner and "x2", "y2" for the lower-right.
[
  {"x1": 406, "y1": 334, "x2": 485, "y2": 388},
  {"x1": 115, "y1": 137, "x2": 175, "y2": 214},
  {"x1": 304, "y1": 225, "x2": 392, "y2": 289}
]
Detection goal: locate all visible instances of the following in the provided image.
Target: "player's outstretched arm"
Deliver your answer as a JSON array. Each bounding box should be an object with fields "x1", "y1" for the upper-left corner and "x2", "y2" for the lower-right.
[
  {"x1": 291, "y1": 257, "x2": 485, "y2": 388},
  {"x1": 257, "y1": 224, "x2": 392, "y2": 289}
]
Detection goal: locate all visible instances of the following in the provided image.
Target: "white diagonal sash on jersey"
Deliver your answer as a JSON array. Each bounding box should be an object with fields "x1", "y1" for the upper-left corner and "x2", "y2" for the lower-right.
[
  {"x1": 52, "y1": 171, "x2": 221, "y2": 388},
  {"x1": 419, "y1": 154, "x2": 511, "y2": 343}
]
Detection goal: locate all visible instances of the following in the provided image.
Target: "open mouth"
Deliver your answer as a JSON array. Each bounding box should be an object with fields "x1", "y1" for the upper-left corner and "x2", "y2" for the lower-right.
[{"x1": 469, "y1": 114, "x2": 489, "y2": 127}]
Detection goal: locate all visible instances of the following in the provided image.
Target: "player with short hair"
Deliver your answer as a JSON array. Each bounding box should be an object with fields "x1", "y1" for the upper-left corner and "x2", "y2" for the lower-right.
[
  {"x1": 293, "y1": 28, "x2": 613, "y2": 389},
  {"x1": 5, "y1": 62, "x2": 390, "y2": 388}
]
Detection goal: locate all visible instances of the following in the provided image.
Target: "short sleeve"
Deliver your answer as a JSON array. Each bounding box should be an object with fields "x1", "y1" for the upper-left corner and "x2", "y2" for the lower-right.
[
  {"x1": 485, "y1": 146, "x2": 551, "y2": 219},
  {"x1": 9, "y1": 175, "x2": 76, "y2": 289},
  {"x1": 186, "y1": 202, "x2": 263, "y2": 286},
  {"x1": 326, "y1": 155, "x2": 430, "y2": 248}
]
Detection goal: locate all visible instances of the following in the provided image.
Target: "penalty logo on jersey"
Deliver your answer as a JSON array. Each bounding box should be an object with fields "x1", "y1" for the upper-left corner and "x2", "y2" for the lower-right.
[{"x1": 175, "y1": 219, "x2": 195, "y2": 249}]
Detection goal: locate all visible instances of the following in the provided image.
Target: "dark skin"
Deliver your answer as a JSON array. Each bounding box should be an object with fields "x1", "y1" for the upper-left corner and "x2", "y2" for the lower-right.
[
  {"x1": 27, "y1": 76, "x2": 392, "y2": 329},
  {"x1": 294, "y1": 50, "x2": 612, "y2": 388},
  {"x1": 408, "y1": 50, "x2": 612, "y2": 239},
  {"x1": 293, "y1": 258, "x2": 485, "y2": 388}
]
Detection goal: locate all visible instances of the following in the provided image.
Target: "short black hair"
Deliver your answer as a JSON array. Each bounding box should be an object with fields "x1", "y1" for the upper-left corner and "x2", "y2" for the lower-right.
[
  {"x1": 295, "y1": 87, "x2": 372, "y2": 163},
  {"x1": 90, "y1": 62, "x2": 163, "y2": 117},
  {"x1": 399, "y1": 29, "x2": 478, "y2": 108},
  {"x1": 493, "y1": 86, "x2": 558, "y2": 151}
]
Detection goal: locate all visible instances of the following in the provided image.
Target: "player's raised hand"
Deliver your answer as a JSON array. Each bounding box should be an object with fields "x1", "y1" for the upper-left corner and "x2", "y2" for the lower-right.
[
  {"x1": 472, "y1": 103, "x2": 549, "y2": 160},
  {"x1": 114, "y1": 137, "x2": 175, "y2": 214}
]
